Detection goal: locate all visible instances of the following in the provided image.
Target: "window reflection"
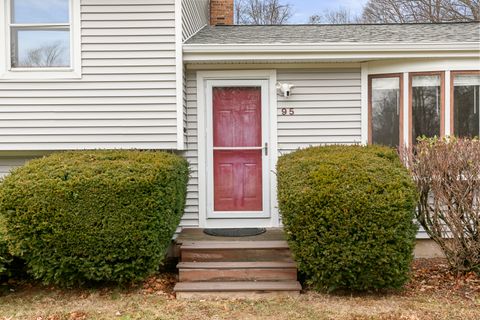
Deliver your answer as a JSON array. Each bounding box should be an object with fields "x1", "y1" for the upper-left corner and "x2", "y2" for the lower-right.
[
  {"x1": 11, "y1": 29, "x2": 70, "y2": 67},
  {"x1": 411, "y1": 75, "x2": 442, "y2": 143},
  {"x1": 371, "y1": 77, "x2": 401, "y2": 147},
  {"x1": 454, "y1": 74, "x2": 480, "y2": 138}
]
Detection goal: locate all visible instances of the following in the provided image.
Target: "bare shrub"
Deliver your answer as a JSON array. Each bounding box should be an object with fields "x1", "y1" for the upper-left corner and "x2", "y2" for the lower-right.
[{"x1": 403, "y1": 138, "x2": 480, "y2": 274}]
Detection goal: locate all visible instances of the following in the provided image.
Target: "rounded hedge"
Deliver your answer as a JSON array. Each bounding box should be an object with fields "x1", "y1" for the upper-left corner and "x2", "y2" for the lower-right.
[
  {"x1": 0, "y1": 150, "x2": 189, "y2": 286},
  {"x1": 277, "y1": 145, "x2": 418, "y2": 291},
  {"x1": 0, "y1": 233, "x2": 13, "y2": 278}
]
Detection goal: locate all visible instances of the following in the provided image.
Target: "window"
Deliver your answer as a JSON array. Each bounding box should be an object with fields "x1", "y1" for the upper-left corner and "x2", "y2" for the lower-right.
[
  {"x1": 10, "y1": 0, "x2": 70, "y2": 68},
  {"x1": 1, "y1": 0, "x2": 80, "y2": 79},
  {"x1": 409, "y1": 72, "x2": 445, "y2": 144},
  {"x1": 368, "y1": 74, "x2": 403, "y2": 147},
  {"x1": 452, "y1": 71, "x2": 480, "y2": 138}
]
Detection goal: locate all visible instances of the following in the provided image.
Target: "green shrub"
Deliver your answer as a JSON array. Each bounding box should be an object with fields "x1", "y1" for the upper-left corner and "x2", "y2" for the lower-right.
[
  {"x1": 0, "y1": 150, "x2": 189, "y2": 286},
  {"x1": 277, "y1": 145, "x2": 418, "y2": 291},
  {"x1": 0, "y1": 232, "x2": 14, "y2": 278},
  {"x1": 1, "y1": 215, "x2": 24, "y2": 279}
]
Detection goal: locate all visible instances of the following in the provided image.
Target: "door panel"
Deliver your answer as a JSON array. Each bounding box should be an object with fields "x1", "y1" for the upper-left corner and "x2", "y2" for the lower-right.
[
  {"x1": 213, "y1": 87, "x2": 262, "y2": 148},
  {"x1": 213, "y1": 150, "x2": 263, "y2": 211},
  {"x1": 212, "y1": 87, "x2": 263, "y2": 212}
]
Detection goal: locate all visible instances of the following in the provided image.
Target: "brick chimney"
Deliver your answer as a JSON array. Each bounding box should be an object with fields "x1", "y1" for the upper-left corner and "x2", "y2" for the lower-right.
[{"x1": 210, "y1": 0, "x2": 234, "y2": 26}]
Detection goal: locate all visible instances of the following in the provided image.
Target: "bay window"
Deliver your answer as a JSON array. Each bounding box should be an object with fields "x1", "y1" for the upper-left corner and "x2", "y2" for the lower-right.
[
  {"x1": 452, "y1": 72, "x2": 480, "y2": 138},
  {"x1": 368, "y1": 74, "x2": 403, "y2": 147}
]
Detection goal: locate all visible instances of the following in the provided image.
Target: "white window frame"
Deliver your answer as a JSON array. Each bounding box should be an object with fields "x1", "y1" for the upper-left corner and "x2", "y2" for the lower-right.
[{"x1": 0, "y1": 0, "x2": 81, "y2": 80}]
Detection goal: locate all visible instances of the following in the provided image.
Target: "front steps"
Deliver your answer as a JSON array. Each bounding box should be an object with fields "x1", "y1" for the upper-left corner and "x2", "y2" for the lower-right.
[{"x1": 173, "y1": 229, "x2": 302, "y2": 299}]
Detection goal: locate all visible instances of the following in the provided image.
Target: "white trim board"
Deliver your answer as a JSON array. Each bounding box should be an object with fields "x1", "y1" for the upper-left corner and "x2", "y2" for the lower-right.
[
  {"x1": 196, "y1": 70, "x2": 279, "y2": 229},
  {"x1": 183, "y1": 42, "x2": 480, "y2": 63},
  {"x1": 360, "y1": 63, "x2": 369, "y2": 145},
  {"x1": 444, "y1": 70, "x2": 452, "y2": 136},
  {"x1": 366, "y1": 58, "x2": 480, "y2": 74},
  {"x1": 185, "y1": 42, "x2": 479, "y2": 53},
  {"x1": 175, "y1": 0, "x2": 185, "y2": 149}
]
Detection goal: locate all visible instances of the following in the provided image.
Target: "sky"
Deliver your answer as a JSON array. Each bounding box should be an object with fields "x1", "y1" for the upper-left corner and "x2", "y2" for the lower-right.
[
  {"x1": 12, "y1": 0, "x2": 69, "y2": 23},
  {"x1": 289, "y1": 0, "x2": 370, "y2": 23}
]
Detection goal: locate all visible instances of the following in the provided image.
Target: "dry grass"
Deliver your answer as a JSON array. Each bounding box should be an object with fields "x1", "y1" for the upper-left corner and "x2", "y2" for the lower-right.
[
  {"x1": 1, "y1": 259, "x2": 479, "y2": 320},
  {"x1": 0, "y1": 286, "x2": 478, "y2": 320}
]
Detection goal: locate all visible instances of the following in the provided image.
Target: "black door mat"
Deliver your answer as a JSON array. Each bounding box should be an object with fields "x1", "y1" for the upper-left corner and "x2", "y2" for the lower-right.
[{"x1": 203, "y1": 228, "x2": 267, "y2": 237}]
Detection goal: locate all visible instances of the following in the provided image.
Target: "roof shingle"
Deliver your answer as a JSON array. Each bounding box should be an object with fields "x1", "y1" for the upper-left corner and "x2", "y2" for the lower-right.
[{"x1": 185, "y1": 22, "x2": 480, "y2": 45}]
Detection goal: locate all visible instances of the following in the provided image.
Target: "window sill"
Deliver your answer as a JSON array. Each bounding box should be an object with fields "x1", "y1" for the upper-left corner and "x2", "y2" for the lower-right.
[{"x1": 0, "y1": 70, "x2": 82, "y2": 81}]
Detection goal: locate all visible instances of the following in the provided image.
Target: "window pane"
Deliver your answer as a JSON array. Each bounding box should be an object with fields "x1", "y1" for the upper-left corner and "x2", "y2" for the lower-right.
[
  {"x1": 12, "y1": 0, "x2": 70, "y2": 24},
  {"x1": 454, "y1": 75, "x2": 480, "y2": 138},
  {"x1": 371, "y1": 77, "x2": 400, "y2": 147},
  {"x1": 11, "y1": 29, "x2": 70, "y2": 67},
  {"x1": 412, "y1": 75, "x2": 441, "y2": 143}
]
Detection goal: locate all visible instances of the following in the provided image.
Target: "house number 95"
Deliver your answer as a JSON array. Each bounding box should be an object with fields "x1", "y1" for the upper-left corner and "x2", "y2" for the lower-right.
[{"x1": 281, "y1": 108, "x2": 295, "y2": 116}]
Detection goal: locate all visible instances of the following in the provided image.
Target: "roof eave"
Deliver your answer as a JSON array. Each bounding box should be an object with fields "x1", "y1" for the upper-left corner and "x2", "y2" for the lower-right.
[{"x1": 183, "y1": 42, "x2": 480, "y2": 63}]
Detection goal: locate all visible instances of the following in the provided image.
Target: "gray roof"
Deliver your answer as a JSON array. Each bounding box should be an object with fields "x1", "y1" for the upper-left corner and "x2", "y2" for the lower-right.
[{"x1": 186, "y1": 22, "x2": 480, "y2": 45}]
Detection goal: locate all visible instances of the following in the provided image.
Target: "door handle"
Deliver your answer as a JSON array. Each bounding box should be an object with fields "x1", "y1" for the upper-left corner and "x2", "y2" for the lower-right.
[{"x1": 264, "y1": 142, "x2": 268, "y2": 156}]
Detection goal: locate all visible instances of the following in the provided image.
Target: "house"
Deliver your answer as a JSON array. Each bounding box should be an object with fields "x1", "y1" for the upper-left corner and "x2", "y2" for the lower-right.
[{"x1": 0, "y1": 1, "x2": 479, "y2": 253}]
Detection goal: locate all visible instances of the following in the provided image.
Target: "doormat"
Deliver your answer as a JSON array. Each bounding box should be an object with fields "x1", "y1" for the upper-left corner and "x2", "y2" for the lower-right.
[{"x1": 203, "y1": 228, "x2": 267, "y2": 237}]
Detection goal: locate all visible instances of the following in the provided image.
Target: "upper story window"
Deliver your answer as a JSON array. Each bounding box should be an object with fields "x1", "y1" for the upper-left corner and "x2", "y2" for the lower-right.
[
  {"x1": 10, "y1": 0, "x2": 70, "y2": 68},
  {"x1": 1, "y1": 0, "x2": 80, "y2": 79},
  {"x1": 452, "y1": 72, "x2": 480, "y2": 138},
  {"x1": 368, "y1": 74, "x2": 403, "y2": 147}
]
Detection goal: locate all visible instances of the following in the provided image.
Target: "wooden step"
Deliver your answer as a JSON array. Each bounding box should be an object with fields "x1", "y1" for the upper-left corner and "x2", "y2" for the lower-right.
[
  {"x1": 178, "y1": 261, "x2": 298, "y2": 282},
  {"x1": 174, "y1": 281, "x2": 302, "y2": 300},
  {"x1": 180, "y1": 241, "x2": 293, "y2": 262},
  {"x1": 181, "y1": 241, "x2": 290, "y2": 250}
]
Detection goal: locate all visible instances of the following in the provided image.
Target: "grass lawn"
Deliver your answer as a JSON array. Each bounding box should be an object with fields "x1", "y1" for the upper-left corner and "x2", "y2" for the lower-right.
[{"x1": 0, "y1": 259, "x2": 479, "y2": 320}]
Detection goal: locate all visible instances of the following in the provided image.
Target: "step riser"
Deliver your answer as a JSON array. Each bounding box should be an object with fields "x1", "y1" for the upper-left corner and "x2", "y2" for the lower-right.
[
  {"x1": 181, "y1": 248, "x2": 293, "y2": 262},
  {"x1": 176, "y1": 290, "x2": 300, "y2": 300},
  {"x1": 179, "y1": 268, "x2": 297, "y2": 282}
]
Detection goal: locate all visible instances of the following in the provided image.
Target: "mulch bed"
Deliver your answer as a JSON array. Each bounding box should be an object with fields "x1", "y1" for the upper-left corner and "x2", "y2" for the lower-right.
[
  {"x1": 404, "y1": 258, "x2": 480, "y2": 300},
  {"x1": 140, "y1": 272, "x2": 177, "y2": 299}
]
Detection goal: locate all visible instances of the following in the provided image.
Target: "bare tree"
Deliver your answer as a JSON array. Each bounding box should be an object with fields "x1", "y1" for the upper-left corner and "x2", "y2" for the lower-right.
[
  {"x1": 308, "y1": 14, "x2": 322, "y2": 24},
  {"x1": 309, "y1": 7, "x2": 360, "y2": 24},
  {"x1": 235, "y1": 0, "x2": 293, "y2": 25},
  {"x1": 362, "y1": 0, "x2": 479, "y2": 23},
  {"x1": 20, "y1": 41, "x2": 67, "y2": 67}
]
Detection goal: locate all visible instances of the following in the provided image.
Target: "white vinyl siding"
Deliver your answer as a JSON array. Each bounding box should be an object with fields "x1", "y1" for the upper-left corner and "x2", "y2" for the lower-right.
[
  {"x1": 180, "y1": 71, "x2": 199, "y2": 228},
  {"x1": 276, "y1": 69, "x2": 362, "y2": 153},
  {"x1": 181, "y1": 0, "x2": 209, "y2": 41},
  {"x1": 0, "y1": 0, "x2": 178, "y2": 151},
  {"x1": 180, "y1": 0, "x2": 209, "y2": 150}
]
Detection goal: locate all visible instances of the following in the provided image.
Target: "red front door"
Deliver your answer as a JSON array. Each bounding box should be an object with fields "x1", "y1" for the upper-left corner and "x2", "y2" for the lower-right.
[{"x1": 213, "y1": 87, "x2": 263, "y2": 212}]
